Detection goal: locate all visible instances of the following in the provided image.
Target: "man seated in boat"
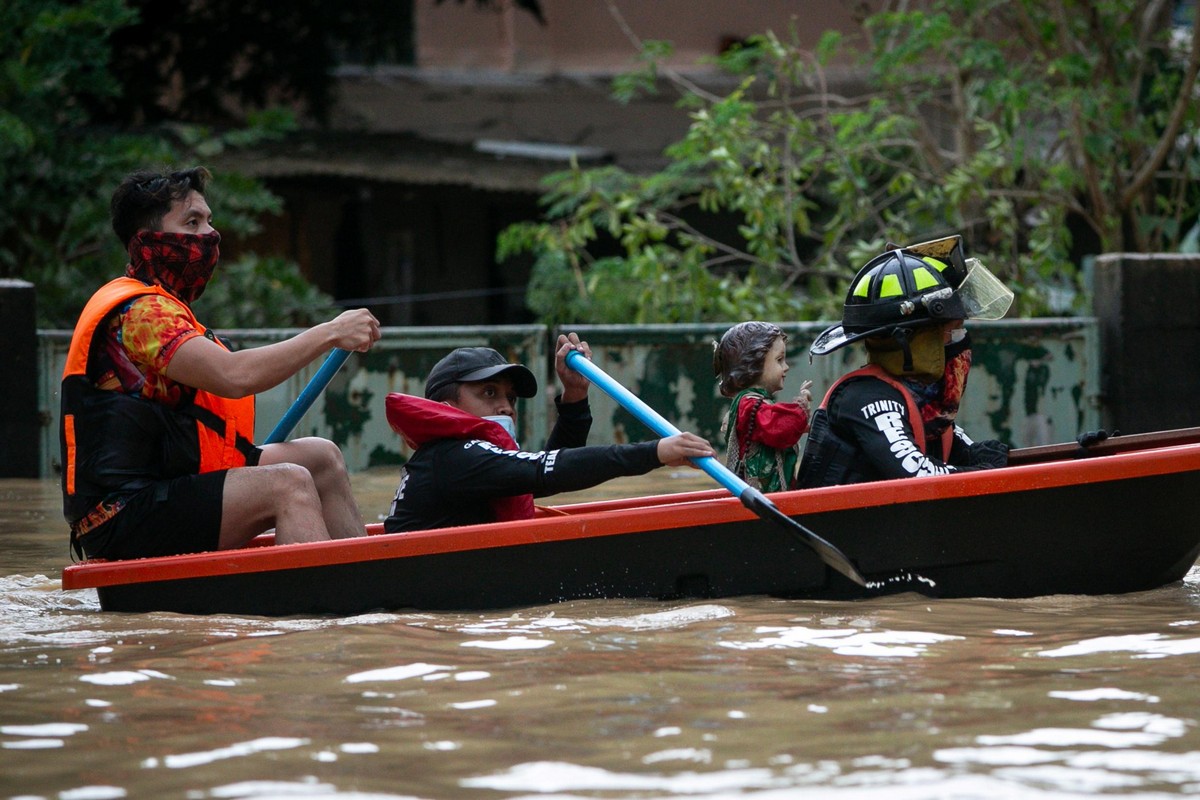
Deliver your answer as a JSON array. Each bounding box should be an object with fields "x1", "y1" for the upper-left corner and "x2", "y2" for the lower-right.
[
  {"x1": 796, "y1": 236, "x2": 1014, "y2": 488},
  {"x1": 60, "y1": 166, "x2": 381, "y2": 561},
  {"x1": 383, "y1": 335, "x2": 714, "y2": 531}
]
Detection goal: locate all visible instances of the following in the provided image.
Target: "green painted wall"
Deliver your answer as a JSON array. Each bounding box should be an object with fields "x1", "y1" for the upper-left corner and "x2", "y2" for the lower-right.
[
  {"x1": 36, "y1": 319, "x2": 1099, "y2": 478},
  {"x1": 563, "y1": 320, "x2": 1099, "y2": 456}
]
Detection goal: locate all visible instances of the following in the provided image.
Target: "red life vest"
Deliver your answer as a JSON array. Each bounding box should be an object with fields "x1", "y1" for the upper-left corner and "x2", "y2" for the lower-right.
[
  {"x1": 385, "y1": 392, "x2": 536, "y2": 522},
  {"x1": 60, "y1": 277, "x2": 257, "y2": 524}
]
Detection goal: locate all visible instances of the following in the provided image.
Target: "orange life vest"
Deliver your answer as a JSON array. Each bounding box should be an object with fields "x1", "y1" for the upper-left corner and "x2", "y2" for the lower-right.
[{"x1": 60, "y1": 277, "x2": 257, "y2": 525}]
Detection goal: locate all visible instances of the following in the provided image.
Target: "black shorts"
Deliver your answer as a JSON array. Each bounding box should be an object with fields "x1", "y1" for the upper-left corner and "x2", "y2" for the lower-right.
[{"x1": 80, "y1": 471, "x2": 227, "y2": 560}]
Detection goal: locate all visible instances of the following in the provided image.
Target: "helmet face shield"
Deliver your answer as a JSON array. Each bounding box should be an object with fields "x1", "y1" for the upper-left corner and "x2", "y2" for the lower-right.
[{"x1": 957, "y1": 258, "x2": 1014, "y2": 320}]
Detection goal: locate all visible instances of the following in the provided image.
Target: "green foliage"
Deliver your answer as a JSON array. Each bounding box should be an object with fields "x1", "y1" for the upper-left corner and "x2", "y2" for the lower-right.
[
  {"x1": 1, "y1": 0, "x2": 325, "y2": 329},
  {"x1": 1, "y1": 0, "x2": 157, "y2": 325},
  {"x1": 501, "y1": 1, "x2": 1200, "y2": 323}
]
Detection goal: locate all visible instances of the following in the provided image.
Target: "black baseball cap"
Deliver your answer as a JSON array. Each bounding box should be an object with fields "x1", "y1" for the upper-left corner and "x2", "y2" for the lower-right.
[{"x1": 424, "y1": 347, "x2": 538, "y2": 399}]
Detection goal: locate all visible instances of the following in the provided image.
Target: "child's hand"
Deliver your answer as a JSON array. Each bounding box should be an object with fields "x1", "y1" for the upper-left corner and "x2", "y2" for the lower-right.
[{"x1": 794, "y1": 380, "x2": 813, "y2": 411}]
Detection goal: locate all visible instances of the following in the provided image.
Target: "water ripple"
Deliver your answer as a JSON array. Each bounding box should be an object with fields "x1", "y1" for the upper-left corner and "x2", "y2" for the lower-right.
[
  {"x1": 718, "y1": 626, "x2": 960, "y2": 657},
  {"x1": 1038, "y1": 633, "x2": 1200, "y2": 658}
]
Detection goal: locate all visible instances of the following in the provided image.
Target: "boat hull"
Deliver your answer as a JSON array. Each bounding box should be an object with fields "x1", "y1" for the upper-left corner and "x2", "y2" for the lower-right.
[{"x1": 65, "y1": 442, "x2": 1200, "y2": 616}]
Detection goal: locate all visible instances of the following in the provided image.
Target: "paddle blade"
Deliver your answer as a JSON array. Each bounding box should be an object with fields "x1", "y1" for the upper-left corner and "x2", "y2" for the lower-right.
[{"x1": 738, "y1": 488, "x2": 867, "y2": 587}]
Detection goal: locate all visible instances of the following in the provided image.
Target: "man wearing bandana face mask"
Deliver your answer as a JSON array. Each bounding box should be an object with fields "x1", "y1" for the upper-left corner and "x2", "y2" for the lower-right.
[
  {"x1": 60, "y1": 167, "x2": 382, "y2": 561},
  {"x1": 795, "y1": 237, "x2": 1012, "y2": 489}
]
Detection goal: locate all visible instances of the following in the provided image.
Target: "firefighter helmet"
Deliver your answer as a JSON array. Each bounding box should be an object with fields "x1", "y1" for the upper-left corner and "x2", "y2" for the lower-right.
[{"x1": 810, "y1": 237, "x2": 1012, "y2": 357}]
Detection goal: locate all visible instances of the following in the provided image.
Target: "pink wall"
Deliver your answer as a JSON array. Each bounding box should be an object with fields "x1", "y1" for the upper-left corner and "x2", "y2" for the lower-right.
[{"x1": 416, "y1": 0, "x2": 876, "y2": 73}]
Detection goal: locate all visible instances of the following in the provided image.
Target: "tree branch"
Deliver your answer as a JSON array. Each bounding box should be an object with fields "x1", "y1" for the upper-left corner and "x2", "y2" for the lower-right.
[
  {"x1": 603, "y1": 0, "x2": 723, "y2": 103},
  {"x1": 1121, "y1": 20, "x2": 1200, "y2": 211}
]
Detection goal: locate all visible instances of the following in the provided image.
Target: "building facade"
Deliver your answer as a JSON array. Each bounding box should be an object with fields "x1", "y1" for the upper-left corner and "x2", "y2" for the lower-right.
[{"x1": 218, "y1": 1, "x2": 879, "y2": 326}]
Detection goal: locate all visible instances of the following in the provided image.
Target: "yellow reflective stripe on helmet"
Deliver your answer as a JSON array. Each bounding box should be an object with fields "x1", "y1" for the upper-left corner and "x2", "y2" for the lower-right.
[
  {"x1": 921, "y1": 256, "x2": 947, "y2": 273},
  {"x1": 912, "y1": 266, "x2": 939, "y2": 290},
  {"x1": 878, "y1": 273, "x2": 903, "y2": 298},
  {"x1": 852, "y1": 274, "x2": 873, "y2": 298}
]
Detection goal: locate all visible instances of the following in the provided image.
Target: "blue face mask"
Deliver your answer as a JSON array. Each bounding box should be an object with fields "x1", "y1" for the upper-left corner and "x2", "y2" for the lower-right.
[{"x1": 483, "y1": 414, "x2": 518, "y2": 444}]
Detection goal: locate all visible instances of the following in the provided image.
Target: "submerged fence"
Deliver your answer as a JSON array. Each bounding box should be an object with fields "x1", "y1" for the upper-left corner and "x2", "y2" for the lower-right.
[{"x1": 34, "y1": 319, "x2": 1100, "y2": 478}]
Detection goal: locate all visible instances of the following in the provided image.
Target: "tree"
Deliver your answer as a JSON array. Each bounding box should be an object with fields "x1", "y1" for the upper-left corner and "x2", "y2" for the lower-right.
[
  {"x1": 1, "y1": 0, "x2": 334, "y2": 327},
  {"x1": 498, "y1": 0, "x2": 1199, "y2": 324},
  {"x1": 1, "y1": 0, "x2": 155, "y2": 325}
]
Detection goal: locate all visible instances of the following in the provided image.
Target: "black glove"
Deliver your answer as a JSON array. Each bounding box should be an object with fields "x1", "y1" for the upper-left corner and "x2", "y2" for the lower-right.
[
  {"x1": 968, "y1": 439, "x2": 1009, "y2": 468},
  {"x1": 1077, "y1": 429, "x2": 1118, "y2": 448}
]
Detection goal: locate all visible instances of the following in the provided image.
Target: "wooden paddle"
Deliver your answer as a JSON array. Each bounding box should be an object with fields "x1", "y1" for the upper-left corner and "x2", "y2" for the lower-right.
[
  {"x1": 1007, "y1": 426, "x2": 1200, "y2": 466},
  {"x1": 264, "y1": 348, "x2": 351, "y2": 444},
  {"x1": 565, "y1": 350, "x2": 867, "y2": 587}
]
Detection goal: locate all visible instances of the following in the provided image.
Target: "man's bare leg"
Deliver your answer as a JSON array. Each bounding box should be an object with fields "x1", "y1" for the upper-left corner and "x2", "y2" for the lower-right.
[
  {"x1": 219, "y1": 463, "x2": 330, "y2": 548},
  {"x1": 259, "y1": 438, "x2": 366, "y2": 539}
]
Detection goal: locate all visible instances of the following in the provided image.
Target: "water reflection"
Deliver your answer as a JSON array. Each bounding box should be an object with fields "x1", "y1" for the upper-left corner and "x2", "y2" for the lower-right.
[{"x1": 5, "y1": 475, "x2": 1200, "y2": 798}]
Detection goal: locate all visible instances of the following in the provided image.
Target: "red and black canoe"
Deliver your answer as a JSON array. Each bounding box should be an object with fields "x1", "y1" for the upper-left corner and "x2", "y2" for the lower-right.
[{"x1": 62, "y1": 429, "x2": 1200, "y2": 617}]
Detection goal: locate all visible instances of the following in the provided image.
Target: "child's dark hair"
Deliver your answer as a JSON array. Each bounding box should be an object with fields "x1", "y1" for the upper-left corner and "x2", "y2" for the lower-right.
[
  {"x1": 110, "y1": 166, "x2": 212, "y2": 249},
  {"x1": 713, "y1": 321, "x2": 786, "y2": 397}
]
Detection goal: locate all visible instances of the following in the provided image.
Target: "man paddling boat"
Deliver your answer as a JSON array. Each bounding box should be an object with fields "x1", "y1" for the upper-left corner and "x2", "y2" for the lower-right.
[
  {"x1": 383, "y1": 334, "x2": 713, "y2": 532},
  {"x1": 60, "y1": 167, "x2": 380, "y2": 561}
]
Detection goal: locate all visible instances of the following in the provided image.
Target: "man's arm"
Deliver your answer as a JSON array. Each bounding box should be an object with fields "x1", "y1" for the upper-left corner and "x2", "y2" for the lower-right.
[
  {"x1": 948, "y1": 426, "x2": 1009, "y2": 468},
  {"x1": 165, "y1": 308, "x2": 379, "y2": 398},
  {"x1": 434, "y1": 439, "x2": 658, "y2": 500},
  {"x1": 436, "y1": 432, "x2": 711, "y2": 500},
  {"x1": 546, "y1": 395, "x2": 592, "y2": 450}
]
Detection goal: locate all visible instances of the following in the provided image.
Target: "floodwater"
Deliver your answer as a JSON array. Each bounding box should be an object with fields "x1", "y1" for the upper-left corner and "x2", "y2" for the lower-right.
[{"x1": 4, "y1": 470, "x2": 1200, "y2": 800}]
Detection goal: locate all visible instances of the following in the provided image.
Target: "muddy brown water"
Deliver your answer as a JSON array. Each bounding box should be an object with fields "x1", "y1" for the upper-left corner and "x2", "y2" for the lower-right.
[{"x1": 4, "y1": 470, "x2": 1200, "y2": 799}]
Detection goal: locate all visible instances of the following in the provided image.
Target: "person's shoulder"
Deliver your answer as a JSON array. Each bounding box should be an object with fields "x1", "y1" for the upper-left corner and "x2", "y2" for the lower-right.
[
  {"x1": 734, "y1": 387, "x2": 772, "y2": 405},
  {"x1": 830, "y1": 372, "x2": 905, "y2": 408},
  {"x1": 425, "y1": 436, "x2": 509, "y2": 461},
  {"x1": 125, "y1": 292, "x2": 192, "y2": 322}
]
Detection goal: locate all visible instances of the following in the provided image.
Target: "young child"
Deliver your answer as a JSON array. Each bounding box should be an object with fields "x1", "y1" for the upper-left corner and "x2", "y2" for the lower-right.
[{"x1": 713, "y1": 321, "x2": 812, "y2": 493}]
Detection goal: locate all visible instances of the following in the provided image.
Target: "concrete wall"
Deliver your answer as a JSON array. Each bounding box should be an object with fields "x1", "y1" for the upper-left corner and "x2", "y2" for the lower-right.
[
  {"x1": 35, "y1": 319, "x2": 1100, "y2": 479},
  {"x1": 0, "y1": 280, "x2": 39, "y2": 477},
  {"x1": 1093, "y1": 253, "x2": 1200, "y2": 433}
]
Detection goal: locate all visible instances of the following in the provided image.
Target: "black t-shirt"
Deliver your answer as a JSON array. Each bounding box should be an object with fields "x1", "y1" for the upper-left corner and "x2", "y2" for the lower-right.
[{"x1": 384, "y1": 397, "x2": 662, "y2": 532}]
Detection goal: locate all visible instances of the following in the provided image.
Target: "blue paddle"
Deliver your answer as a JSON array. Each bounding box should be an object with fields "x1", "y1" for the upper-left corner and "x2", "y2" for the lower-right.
[
  {"x1": 566, "y1": 350, "x2": 867, "y2": 587},
  {"x1": 264, "y1": 348, "x2": 352, "y2": 444}
]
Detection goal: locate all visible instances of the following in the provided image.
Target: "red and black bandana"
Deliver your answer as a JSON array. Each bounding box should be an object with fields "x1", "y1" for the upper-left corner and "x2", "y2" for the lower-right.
[
  {"x1": 126, "y1": 230, "x2": 221, "y2": 303},
  {"x1": 905, "y1": 335, "x2": 973, "y2": 440}
]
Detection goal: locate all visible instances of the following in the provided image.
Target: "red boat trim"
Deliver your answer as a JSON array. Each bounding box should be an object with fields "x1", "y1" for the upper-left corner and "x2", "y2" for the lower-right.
[
  {"x1": 61, "y1": 442, "x2": 1200, "y2": 592},
  {"x1": 773, "y1": 441, "x2": 1200, "y2": 516}
]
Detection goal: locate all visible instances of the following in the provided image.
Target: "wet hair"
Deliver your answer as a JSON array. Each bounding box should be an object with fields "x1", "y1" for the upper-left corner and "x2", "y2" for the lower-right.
[
  {"x1": 110, "y1": 166, "x2": 212, "y2": 249},
  {"x1": 713, "y1": 321, "x2": 787, "y2": 397}
]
